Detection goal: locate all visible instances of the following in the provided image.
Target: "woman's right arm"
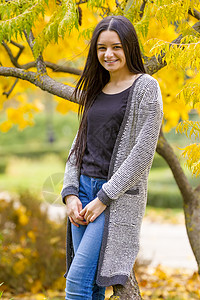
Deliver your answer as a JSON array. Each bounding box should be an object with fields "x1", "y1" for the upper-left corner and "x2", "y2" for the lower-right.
[
  {"x1": 61, "y1": 133, "x2": 80, "y2": 204},
  {"x1": 61, "y1": 134, "x2": 87, "y2": 226}
]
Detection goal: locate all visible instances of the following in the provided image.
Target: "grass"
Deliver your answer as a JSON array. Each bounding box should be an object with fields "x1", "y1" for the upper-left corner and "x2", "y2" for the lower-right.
[
  {"x1": 0, "y1": 111, "x2": 79, "y2": 154},
  {"x1": 148, "y1": 154, "x2": 200, "y2": 208},
  {"x1": 0, "y1": 154, "x2": 64, "y2": 194},
  {"x1": 0, "y1": 283, "x2": 14, "y2": 300},
  {"x1": 0, "y1": 283, "x2": 3, "y2": 298}
]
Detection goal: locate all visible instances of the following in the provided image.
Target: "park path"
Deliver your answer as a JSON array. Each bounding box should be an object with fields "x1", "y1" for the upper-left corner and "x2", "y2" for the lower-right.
[
  {"x1": 139, "y1": 220, "x2": 197, "y2": 272},
  {"x1": 47, "y1": 205, "x2": 198, "y2": 272}
]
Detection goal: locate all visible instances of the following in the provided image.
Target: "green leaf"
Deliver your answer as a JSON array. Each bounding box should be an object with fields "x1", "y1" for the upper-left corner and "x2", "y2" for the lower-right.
[{"x1": 125, "y1": 0, "x2": 134, "y2": 13}]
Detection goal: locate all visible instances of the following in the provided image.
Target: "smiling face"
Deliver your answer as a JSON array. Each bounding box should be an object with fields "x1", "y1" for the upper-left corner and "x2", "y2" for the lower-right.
[{"x1": 96, "y1": 30, "x2": 128, "y2": 75}]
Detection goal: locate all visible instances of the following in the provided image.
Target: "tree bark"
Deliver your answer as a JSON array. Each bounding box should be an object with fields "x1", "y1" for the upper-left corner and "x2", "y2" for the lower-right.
[
  {"x1": 183, "y1": 198, "x2": 200, "y2": 274},
  {"x1": 0, "y1": 67, "x2": 76, "y2": 102},
  {"x1": 109, "y1": 269, "x2": 142, "y2": 300},
  {"x1": 156, "y1": 129, "x2": 200, "y2": 274}
]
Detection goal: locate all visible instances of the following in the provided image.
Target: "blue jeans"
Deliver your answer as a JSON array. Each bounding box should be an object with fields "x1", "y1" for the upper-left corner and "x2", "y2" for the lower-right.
[{"x1": 65, "y1": 174, "x2": 107, "y2": 300}]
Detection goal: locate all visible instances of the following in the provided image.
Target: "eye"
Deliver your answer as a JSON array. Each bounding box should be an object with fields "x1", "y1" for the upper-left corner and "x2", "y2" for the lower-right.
[
  {"x1": 114, "y1": 46, "x2": 121, "y2": 49},
  {"x1": 97, "y1": 47, "x2": 106, "y2": 50}
]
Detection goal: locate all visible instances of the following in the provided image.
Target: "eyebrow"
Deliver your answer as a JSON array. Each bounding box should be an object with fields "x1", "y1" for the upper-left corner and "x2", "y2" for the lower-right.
[{"x1": 97, "y1": 43, "x2": 122, "y2": 46}]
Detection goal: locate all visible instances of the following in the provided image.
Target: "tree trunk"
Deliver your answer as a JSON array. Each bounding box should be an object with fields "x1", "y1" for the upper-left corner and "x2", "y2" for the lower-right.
[
  {"x1": 110, "y1": 269, "x2": 143, "y2": 300},
  {"x1": 183, "y1": 197, "x2": 200, "y2": 274},
  {"x1": 156, "y1": 129, "x2": 200, "y2": 274}
]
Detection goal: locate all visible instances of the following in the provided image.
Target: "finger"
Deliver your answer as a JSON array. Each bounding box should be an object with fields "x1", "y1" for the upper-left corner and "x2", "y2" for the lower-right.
[
  {"x1": 83, "y1": 210, "x2": 90, "y2": 222},
  {"x1": 69, "y1": 216, "x2": 79, "y2": 227},
  {"x1": 77, "y1": 217, "x2": 84, "y2": 222},
  {"x1": 75, "y1": 219, "x2": 87, "y2": 225},
  {"x1": 76, "y1": 214, "x2": 84, "y2": 220},
  {"x1": 72, "y1": 214, "x2": 87, "y2": 225},
  {"x1": 79, "y1": 207, "x2": 86, "y2": 216},
  {"x1": 85, "y1": 212, "x2": 93, "y2": 224},
  {"x1": 89, "y1": 215, "x2": 96, "y2": 223}
]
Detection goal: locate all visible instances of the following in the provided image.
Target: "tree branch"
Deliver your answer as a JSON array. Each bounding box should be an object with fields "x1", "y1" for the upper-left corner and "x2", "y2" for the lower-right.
[
  {"x1": 44, "y1": 62, "x2": 82, "y2": 75},
  {"x1": 2, "y1": 79, "x2": 19, "y2": 98},
  {"x1": 115, "y1": 0, "x2": 122, "y2": 10},
  {"x1": 2, "y1": 41, "x2": 23, "y2": 68},
  {"x1": 100, "y1": 7, "x2": 110, "y2": 18},
  {"x1": 10, "y1": 40, "x2": 25, "y2": 61},
  {"x1": 139, "y1": 0, "x2": 147, "y2": 18},
  {"x1": 2, "y1": 40, "x2": 26, "y2": 69},
  {"x1": 0, "y1": 66, "x2": 76, "y2": 102},
  {"x1": 20, "y1": 60, "x2": 82, "y2": 75},
  {"x1": 2, "y1": 36, "x2": 81, "y2": 97},
  {"x1": 3, "y1": 40, "x2": 82, "y2": 75},
  {"x1": 188, "y1": 8, "x2": 200, "y2": 20},
  {"x1": 145, "y1": 21, "x2": 200, "y2": 75},
  {"x1": 23, "y1": 30, "x2": 47, "y2": 75}
]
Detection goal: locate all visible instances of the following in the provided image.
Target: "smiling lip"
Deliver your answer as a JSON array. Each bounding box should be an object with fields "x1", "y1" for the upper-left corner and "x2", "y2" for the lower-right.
[{"x1": 105, "y1": 60, "x2": 118, "y2": 63}]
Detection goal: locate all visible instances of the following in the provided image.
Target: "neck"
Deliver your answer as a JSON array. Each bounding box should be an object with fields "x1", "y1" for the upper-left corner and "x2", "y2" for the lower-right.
[{"x1": 109, "y1": 70, "x2": 136, "y2": 85}]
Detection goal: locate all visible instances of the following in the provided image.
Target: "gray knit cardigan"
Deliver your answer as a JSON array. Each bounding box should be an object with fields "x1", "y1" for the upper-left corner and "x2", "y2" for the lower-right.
[{"x1": 61, "y1": 73, "x2": 163, "y2": 287}]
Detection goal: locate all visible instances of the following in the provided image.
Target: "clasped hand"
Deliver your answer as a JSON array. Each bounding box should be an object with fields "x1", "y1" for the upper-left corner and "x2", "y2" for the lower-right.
[{"x1": 65, "y1": 195, "x2": 106, "y2": 227}]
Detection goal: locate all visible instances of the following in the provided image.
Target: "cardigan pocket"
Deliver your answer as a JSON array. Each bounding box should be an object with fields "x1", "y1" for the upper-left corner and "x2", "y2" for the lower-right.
[
  {"x1": 125, "y1": 188, "x2": 139, "y2": 195},
  {"x1": 112, "y1": 194, "x2": 140, "y2": 226}
]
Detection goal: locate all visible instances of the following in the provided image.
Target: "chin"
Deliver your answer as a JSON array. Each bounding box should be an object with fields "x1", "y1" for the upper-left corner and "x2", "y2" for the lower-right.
[
  {"x1": 107, "y1": 66, "x2": 122, "y2": 72},
  {"x1": 104, "y1": 64, "x2": 120, "y2": 70}
]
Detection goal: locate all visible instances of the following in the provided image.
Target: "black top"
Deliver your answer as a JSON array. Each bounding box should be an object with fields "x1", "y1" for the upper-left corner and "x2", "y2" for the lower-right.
[{"x1": 80, "y1": 86, "x2": 131, "y2": 179}]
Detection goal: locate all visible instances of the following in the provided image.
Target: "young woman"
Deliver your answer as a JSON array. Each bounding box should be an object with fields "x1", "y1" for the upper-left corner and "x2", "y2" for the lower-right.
[{"x1": 61, "y1": 15, "x2": 163, "y2": 300}]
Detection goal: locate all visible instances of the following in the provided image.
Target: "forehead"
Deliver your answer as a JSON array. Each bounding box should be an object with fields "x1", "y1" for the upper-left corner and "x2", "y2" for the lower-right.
[{"x1": 97, "y1": 30, "x2": 121, "y2": 45}]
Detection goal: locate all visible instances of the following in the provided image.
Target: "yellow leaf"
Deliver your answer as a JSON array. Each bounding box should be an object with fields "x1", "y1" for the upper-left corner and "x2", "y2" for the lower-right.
[
  {"x1": 18, "y1": 119, "x2": 34, "y2": 131},
  {"x1": 19, "y1": 213, "x2": 29, "y2": 226},
  {"x1": 0, "y1": 120, "x2": 13, "y2": 132},
  {"x1": 7, "y1": 107, "x2": 22, "y2": 124},
  {"x1": 16, "y1": 206, "x2": 29, "y2": 225},
  {"x1": 35, "y1": 293, "x2": 46, "y2": 300},
  {"x1": 27, "y1": 231, "x2": 36, "y2": 242},
  {"x1": 13, "y1": 258, "x2": 29, "y2": 275},
  {"x1": 31, "y1": 281, "x2": 43, "y2": 294},
  {"x1": 56, "y1": 99, "x2": 78, "y2": 114}
]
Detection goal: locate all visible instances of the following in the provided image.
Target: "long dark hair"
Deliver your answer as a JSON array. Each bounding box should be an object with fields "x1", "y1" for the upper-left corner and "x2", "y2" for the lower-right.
[{"x1": 69, "y1": 15, "x2": 146, "y2": 167}]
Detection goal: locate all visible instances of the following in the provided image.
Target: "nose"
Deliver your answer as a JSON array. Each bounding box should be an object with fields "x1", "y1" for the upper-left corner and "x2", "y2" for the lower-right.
[{"x1": 104, "y1": 47, "x2": 113, "y2": 58}]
